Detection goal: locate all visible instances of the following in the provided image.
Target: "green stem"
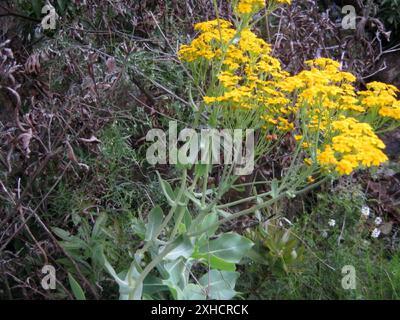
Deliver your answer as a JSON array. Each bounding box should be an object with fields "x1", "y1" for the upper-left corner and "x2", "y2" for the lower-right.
[
  {"x1": 137, "y1": 169, "x2": 187, "y2": 256},
  {"x1": 131, "y1": 242, "x2": 175, "y2": 299},
  {"x1": 169, "y1": 173, "x2": 198, "y2": 240},
  {"x1": 188, "y1": 193, "x2": 286, "y2": 237},
  {"x1": 203, "y1": 164, "x2": 236, "y2": 213},
  {"x1": 187, "y1": 178, "x2": 328, "y2": 237},
  {"x1": 217, "y1": 189, "x2": 273, "y2": 209}
]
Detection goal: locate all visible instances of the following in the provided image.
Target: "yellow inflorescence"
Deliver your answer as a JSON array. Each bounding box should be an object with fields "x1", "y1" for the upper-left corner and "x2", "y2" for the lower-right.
[
  {"x1": 236, "y1": 0, "x2": 266, "y2": 14},
  {"x1": 179, "y1": 8, "x2": 399, "y2": 176},
  {"x1": 358, "y1": 82, "x2": 400, "y2": 120},
  {"x1": 278, "y1": 58, "x2": 359, "y2": 113},
  {"x1": 178, "y1": 20, "x2": 236, "y2": 62},
  {"x1": 380, "y1": 101, "x2": 400, "y2": 120},
  {"x1": 317, "y1": 118, "x2": 388, "y2": 175},
  {"x1": 234, "y1": 0, "x2": 291, "y2": 18},
  {"x1": 179, "y1": 19, "x2": 287, "y2": 114}
]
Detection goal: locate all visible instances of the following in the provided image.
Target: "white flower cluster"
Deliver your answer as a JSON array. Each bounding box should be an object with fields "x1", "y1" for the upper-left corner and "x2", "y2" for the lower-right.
[
  {"x1": 361, "y1": 206, "x2": 385, "y2": 239},
  {"x1": 361, "y1": 205, "x2": 370, "y2": 218},
  {"x1": 374, "y1": 217, "x2": 382, "y2": 226},
  {"x1": 371, "y1": 228, "x2": 381, "y2": 238}
]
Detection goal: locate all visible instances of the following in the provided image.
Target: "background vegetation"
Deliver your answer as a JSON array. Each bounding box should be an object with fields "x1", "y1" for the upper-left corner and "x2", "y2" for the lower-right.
[{"x1": 0, "y1": 0, "x2": 399, "y2": 299}]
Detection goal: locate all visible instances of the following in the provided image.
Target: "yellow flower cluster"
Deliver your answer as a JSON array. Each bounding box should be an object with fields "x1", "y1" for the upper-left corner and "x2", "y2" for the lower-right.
[
  {"x1": 358, "y1": 82, "x2": 400, "y2": 120},
  {"x1": 234, "y1": 0, "x2": 291, "y2": 15},
  {"x1": 380, "y1": 101, "x2": 400, "y2": 120},
  {"x1": 279, "y1": 58, "x2": 359, "y2": 112},
  {"x1": 179, "y1": 19, "x2": 288, "y2": 116},
  {"x1": 178, "y1": 20, "x2": 236, "y2": 62},
  {"x1": 284, "y1": 60, "x2": 398, "y2": 175},
  {"x1": 279, "y1": 60, "x2": 400, "y2": 123},
  {"x1": 179, "y1": 9, "x2": 398, "y2": 176},
  {"x1": 317, "y1": 118, "x2": 388, "y2": 175},
  {"x1": 236, "y1": 0, "x2": 265, "y2": 14}
]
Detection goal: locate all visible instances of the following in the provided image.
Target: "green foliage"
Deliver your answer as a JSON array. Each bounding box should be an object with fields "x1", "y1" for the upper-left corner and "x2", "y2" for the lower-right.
[
  {"x1": 98, "y1": 122, "x2": 162, "y2": 213},
  {"x1": 194, "y1": 233, "x2": 254, "y2": 271},
  {"x1": 101, "y1": 172, "x2": 254, "y2": 300},
  {"x1": 68, "y1": 273, "x2": 86, "y2": 300},
  {"x1": 379, "y1": 0, "x2": 400, "y2": 33},
  {"x1": 238, "y1": 186, "x2": 400, "y2": 299},
  {"x1": 246, "y1": 222, "x2": 305, "y2": 276},
  {"x1": 4, "y1": 0, "x2": 399, "y2": 301},
  {"x1": 198, "y1": 270, "x2": 240, "y2": 300},
  {"x1": 52, "y1": 213, "x2": 109, "y2": 284}
]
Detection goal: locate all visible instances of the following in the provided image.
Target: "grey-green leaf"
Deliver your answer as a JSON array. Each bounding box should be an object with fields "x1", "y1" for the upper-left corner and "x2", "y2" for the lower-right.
[
  {"x1": 164, "y1": 236, "x2": 194, "y2": 260},
  {"x1": 189, "y1": 212, "x2": 218, "y2": 237},
  {"x1": 68, "y1": 273, "x2": 86, "y2": 300},
  {"x1": 164, "y1": 258, "x2": 187, "y2": 287},
  {"x1": 52, "y1": 227, "x2": 72, "y2": 241},
  {"x1": 198, "y1": 233, "x2": 253, "y2": 263},
  {"x1": 92, "y1": 213, "x2": 107, "y2": 238},
  {"x1": 157, "y1": 172, "x2": 176, "y2": 205},
  {"x1": 199, "y1": 270, "x2": 239, "y2": 300},
  {"x1": 181, "y1": 284, "x2": 206, "y2": 300},
  {"x1": 145, "y1": 206, "x2": 164, "y2": 241}
]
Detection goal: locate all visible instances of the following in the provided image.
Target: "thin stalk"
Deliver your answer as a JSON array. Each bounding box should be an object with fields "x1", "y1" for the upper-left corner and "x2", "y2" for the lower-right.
[
  {"x1": 131, "y1": 242, "x2": 175, "y2": 299},
  {"x1": 188, "y1": 193, "x2": 286, "y2": 237},
  {"x1": 137, "y1": 169, "x2": 187, "y2": 256},
  {"x1": 187, "y1": 177, "x2": 328, "y2": 237},
  {"x1": 170, "y1": 174, "x2": 199, "y2": 240},
  {"x1": 217, "y1": 189, "x2": 273, "y2": 209}
]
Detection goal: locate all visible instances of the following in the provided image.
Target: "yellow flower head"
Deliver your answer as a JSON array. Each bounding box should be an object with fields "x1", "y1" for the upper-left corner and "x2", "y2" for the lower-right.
[
  {"x1": 317, "y1": 118, "x2": 388, "y2": 175},
  {"x1": 236, "y1": 0, "x2": 265, "y2": 14}
]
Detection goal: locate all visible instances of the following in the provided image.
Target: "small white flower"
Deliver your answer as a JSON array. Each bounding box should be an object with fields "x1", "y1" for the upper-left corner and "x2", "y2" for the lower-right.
[
  {"x1": 321, "y1": 230, "x2": 328, "y2": 238},
  {"x1": 374, "y1": 217, "x2": 383, "y2": 226},
  {"x1": 361, "y1": 205, "x2": 370, "y2": 217},
  {"x1": 328, "y1": 219, "x2": 336, "y2": 227},
  {"x1": 371, "y1": 228, "x2": 381, "y2": 238}
]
